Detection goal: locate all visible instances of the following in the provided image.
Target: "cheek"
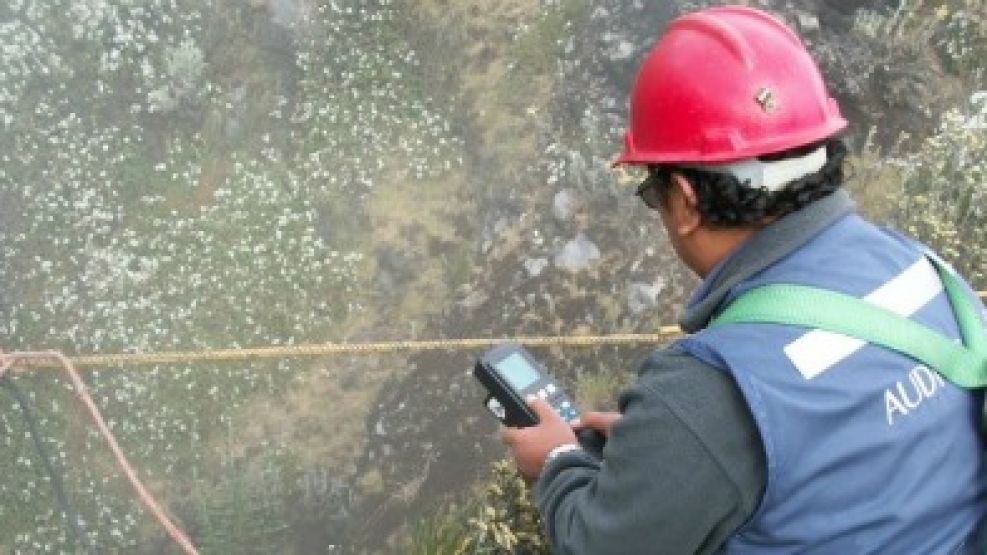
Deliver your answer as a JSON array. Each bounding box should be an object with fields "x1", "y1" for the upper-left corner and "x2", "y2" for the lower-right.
[
  {"x1": 658, "y1": 210, "x2": 688, "y2": 262},
  {"x1": 656, "y1": 208, "x2": 675, "y2": 241}
]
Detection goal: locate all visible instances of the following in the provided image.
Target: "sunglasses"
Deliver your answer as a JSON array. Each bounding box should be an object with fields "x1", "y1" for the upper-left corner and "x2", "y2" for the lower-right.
[{"x1": 635, "y1": 166, "x2": 668, "y2": 211}]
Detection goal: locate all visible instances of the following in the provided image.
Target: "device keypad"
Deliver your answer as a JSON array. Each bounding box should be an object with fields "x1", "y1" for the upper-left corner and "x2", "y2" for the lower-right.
[{"x1": 531, "y1": 382, "x2": 579, "y2": 422}]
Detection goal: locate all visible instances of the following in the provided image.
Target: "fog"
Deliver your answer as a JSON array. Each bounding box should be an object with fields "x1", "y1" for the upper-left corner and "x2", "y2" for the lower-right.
[{"x1": 0, "y1": 0, "x2": 983, "y2": 552}]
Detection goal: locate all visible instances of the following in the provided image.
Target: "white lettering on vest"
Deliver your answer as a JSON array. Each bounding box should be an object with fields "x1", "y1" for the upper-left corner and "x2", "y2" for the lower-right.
[
  {"x1": 885, "y1": 389, "x2": 909, "y2": 426},
  {"x1": 884, "y1": 365, "x2": 946, "y2": 426}
]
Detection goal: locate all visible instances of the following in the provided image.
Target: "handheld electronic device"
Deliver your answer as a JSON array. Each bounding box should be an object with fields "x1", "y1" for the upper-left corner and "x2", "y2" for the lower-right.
[{"x1": 473, "y1": 343, "x2": 606, "y2": 456}]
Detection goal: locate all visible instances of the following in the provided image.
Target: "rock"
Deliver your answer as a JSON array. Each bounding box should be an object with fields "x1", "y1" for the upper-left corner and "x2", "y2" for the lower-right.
[
  {"x1": 567, "y1": 150, "x2": 590, "y2": 185},
  {"x1": 553, "y1": 233, "x2": 601, "y2": 273},
  {"x1": 601, "y1": 32, "x2": 636, "y2": 62},
  {"x1": 552, "y1": 188, "x2": 581, "y2": 222},
  {"x1": 611, "y1": 40, "x2": 635, "y2": 61},
  {"x1": 481, "y1": 216, "x2": 511, "y2": 253},
  {"x1": 796, "y1": 11, "x2": 820, "y2": 33},
  {"x1": 524, "y1": 257, "x2": 549, "y2": 277},
  {"x1": 458, "y1": 289, "x2": 489, "y2": 309},
  {"x1": 627, "y1": 280, "x2": 665, "y2": 315}
]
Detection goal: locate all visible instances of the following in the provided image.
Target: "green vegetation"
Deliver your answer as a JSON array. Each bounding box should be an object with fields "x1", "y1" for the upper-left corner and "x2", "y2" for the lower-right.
[
  {"x1": 410, "y1": 460, "x2": 550, "y2": 554},
  {"x1": 510, "y1": 0, "x2": 591, "y2": 78},
  {"x1": 190, "y1": 454, "x2": 292, "y2": 555},
  {"x1": 1, "y1": 0, "x2": 985, "y2": 552},
  {"x1": 846, "y1": 0, "x2": 986, "y2": 288},
  {"x1": 575, "y1": 368, "x2": 633, "y2": 412},
  {"x1": 409, "y1": 504, "x2": 472, "y2": 555},
  {"x1": 934, "y1": 0, "x2": 987, "y2": 75},
  {"x1": 0, "y1": 0, "x2": 464, "y2": 551},
  {"x1": 495, "y1": 0, "x2": 592, "y2": 113},
  {"x1": 895, "y1": 92, "x2": 987, "y2": 287}
]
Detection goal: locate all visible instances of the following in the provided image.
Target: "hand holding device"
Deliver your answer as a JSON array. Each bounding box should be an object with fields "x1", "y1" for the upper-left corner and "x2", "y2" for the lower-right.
[{"x1": 473, "y1": 343, "x2": 607, "y2": 457}]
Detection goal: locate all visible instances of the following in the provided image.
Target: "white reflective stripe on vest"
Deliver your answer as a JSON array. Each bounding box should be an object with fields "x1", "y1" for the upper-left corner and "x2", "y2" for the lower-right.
[{"x1": 783, "y1": 257, "x2": 943, "y2": 379}]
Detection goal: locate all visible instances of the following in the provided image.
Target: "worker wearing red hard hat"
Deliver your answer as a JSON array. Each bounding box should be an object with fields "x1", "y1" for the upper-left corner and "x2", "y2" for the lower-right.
[{"x1": 503, "y1": 5, "x2": 987, "y2": 553}]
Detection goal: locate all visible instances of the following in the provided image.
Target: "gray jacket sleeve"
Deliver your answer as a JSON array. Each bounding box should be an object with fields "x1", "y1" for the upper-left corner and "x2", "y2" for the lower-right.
[{"x1": 533, "y1": 348, "x2": 767, "y2": 554}]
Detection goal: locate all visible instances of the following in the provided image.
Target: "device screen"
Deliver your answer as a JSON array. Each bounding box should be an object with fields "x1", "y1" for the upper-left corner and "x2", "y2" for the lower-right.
[{"x1": 494, "y1": 352, "x2": 540, "y2": 391}]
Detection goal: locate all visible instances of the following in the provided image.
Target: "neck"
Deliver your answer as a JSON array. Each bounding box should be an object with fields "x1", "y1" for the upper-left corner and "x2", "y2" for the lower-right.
[{"x1": 690, "y1": 226, "x2": 760, "y2": 278}]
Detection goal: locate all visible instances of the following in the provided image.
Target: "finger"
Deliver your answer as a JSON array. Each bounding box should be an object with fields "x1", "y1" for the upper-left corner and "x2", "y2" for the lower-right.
[
  {"x1": 500, "y1": 426, "x2": 523, "y2": 445},
  {"x1": 580, "y1": 411, "x2": 618, "y2": 433},
  {"x1": 526, "y1": 397, "x2": 562, "y2": 422},
  {"x1": 571, "y1": 412, "x2": 595, "y2": 429},
  {"x1": 588, "y1": 410, "x2": 613, "y2": 423}
]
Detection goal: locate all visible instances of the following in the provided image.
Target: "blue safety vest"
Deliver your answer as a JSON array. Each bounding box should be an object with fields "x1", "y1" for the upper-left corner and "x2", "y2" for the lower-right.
[{"x1": 677, "y1": 213, "x2": 987, "y2": 554}]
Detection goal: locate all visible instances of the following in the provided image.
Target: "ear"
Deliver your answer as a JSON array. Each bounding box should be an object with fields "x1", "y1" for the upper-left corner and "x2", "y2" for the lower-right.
[{"x1": 668, "y1": 173, "x2": 701, "y2": 235}]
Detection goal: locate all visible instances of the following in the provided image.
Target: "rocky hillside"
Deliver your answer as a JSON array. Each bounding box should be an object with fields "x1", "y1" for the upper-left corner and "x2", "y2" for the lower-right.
[{"x1": 0, "y1": 0, "x2": 983, "y2": 553}]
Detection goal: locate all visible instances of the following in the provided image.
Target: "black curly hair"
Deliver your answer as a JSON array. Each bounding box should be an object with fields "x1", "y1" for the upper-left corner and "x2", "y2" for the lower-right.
[{"x1": 643, "y1": 138, "x2": 847, "y2": 227}]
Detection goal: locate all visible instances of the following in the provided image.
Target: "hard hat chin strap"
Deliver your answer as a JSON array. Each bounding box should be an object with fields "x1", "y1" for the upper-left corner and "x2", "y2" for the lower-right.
[{"x1": 685, "y1": 146, "x2": 827, "y2": 192}]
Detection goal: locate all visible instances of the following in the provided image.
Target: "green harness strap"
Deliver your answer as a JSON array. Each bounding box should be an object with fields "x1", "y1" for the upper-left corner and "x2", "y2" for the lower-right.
[{"x1": 710, "y1": 256, "x2": 987, "y2": 389}]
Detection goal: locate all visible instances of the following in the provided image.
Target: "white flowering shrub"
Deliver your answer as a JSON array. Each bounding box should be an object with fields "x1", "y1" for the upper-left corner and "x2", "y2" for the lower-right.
[
  {"x1": 850, "y1": 1, "x2": 932, "y2": 48},
  {"x1": 290, "y1": 1, "x2": 463, "y2": 196},
  {"x1": 896, "y1": 91, "x2": 987, "y2": 287},
  {"x1": 933, "y1": 1, "x2": 987, "y2": 76},
  {"x1": 411, "y1": 460, "x2": 550, "y2": 554},
  {"x1": 0, "y1": 0, "x2": 463, "y2": 551},
  {"x1": 147, "y1": 38, "x2": 207, "y2": 113}
]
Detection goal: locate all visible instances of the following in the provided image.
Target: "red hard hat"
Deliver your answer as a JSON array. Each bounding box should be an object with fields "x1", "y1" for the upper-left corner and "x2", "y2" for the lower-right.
[{"x1": 615, "y1": 5, "x2": 847, "y2": 165}]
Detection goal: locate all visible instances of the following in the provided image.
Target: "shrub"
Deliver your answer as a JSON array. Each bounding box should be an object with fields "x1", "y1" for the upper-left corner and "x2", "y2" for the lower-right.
[
  {"x1": 412, "y1": 460, "x2": 549, "y2": 554},
  {"x1": 895, "y1": 91, "x2": 987, "y2": 288}
]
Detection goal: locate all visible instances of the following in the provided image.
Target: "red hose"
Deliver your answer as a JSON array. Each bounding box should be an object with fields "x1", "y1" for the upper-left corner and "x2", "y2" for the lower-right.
[{"x1": 0, "y1": 351, "x2": 199, "y2": 555}]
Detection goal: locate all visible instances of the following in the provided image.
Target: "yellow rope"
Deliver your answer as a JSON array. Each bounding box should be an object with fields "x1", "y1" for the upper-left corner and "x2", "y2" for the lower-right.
[
  {"x1": 19, "y1": 327, "x2": 684, "y2": 369},
  {"x1": 12, "y1": 289, "x2": 987, "y2": 369}
]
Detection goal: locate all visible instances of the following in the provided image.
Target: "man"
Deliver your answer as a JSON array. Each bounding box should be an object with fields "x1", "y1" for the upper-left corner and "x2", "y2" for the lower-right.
[{"x1": 502, "y1": 5, "x2": 987, "y2": 554}]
